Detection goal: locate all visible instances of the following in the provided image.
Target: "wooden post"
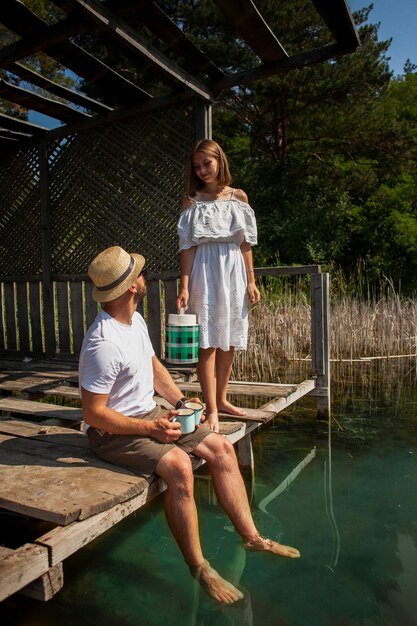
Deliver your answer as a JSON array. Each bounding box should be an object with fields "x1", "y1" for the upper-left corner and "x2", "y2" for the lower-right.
[
  {"x1": 39, "y1": 141, "x2": 56, "y2": 356},
  {"x1": 310, "y1": 272, "x2": 331, "y2": 418},
  {"x1": 195, "y1": 98, "x2": 212, "y2": 140},
  {"x1": 146, "y1": 279, "x2": 162, "y2": 358}
]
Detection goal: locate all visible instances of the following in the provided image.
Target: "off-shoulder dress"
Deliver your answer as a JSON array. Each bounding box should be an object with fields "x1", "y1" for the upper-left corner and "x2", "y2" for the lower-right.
[{"x1": 177, "y1": 193, "x2": 257, "y2": 351}]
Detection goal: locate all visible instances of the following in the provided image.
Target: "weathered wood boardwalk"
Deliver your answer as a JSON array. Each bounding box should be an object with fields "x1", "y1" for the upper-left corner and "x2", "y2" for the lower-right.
[{"x1": 0, "y1": 358, "x2": 316, "y2": 602}]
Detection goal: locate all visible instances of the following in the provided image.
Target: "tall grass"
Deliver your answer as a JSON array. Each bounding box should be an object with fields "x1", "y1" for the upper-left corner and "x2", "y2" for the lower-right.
[{"x1": 232, "y1": 275, "x2": 417, "y2": 382}]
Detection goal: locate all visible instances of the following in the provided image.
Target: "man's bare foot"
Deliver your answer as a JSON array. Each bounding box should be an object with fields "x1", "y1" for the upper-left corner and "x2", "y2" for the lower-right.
[
  {"x1": 190, "y1": 560, "x2": 244, "y2": 604},
  {"x1": 217, "y1": 400, "x2": 248, "y2": 417},
  {"x1": 204, "y1": 411, "x2": 219, "y2": 432},
  {"x1": 243, "y1": 534, "x2": 300, "y2": 558}
]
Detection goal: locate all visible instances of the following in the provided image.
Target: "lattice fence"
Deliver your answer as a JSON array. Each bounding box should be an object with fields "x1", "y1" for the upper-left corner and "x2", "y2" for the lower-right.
[
  {"x1": 0, "y1": 144, "x2": 42, "y2": 276},
  {"x1": 0, "y1": 102, "x2": 196, "y2": 277}
]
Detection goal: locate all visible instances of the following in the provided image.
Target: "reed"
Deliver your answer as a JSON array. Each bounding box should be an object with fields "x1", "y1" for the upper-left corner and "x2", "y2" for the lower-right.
[{"x1": 232, "y1": 276, "x2": 417, "y2": 382}]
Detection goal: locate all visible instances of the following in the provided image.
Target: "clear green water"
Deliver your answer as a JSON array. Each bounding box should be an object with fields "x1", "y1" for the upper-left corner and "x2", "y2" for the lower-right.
[{"x1": 1, "y1": 362, "x2": 417, "y2": 626}]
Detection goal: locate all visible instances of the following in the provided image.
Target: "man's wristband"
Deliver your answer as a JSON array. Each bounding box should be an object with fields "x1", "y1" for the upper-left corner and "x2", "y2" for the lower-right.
[{"x1": 175, "y1": 397, "x2": 188, "y2": 410}]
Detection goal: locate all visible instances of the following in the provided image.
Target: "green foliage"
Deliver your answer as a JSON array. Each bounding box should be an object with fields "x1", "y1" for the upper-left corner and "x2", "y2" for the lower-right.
[{"x1": 1, "y1": 1, "x2": 417, "y2": 292}]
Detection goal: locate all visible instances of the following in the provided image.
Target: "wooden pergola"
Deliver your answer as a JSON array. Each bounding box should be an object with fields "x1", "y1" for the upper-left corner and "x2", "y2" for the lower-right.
[{"x1": 0, "y1": 0, "x2": 360, "y2": 145}]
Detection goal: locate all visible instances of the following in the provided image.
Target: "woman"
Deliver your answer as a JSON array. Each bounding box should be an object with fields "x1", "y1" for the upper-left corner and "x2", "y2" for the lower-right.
[{"x1": 176, "y1": 139, "x2": 260, "y2": 432}]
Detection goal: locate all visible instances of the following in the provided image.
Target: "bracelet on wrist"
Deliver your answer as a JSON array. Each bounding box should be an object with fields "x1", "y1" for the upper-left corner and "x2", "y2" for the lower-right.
[{"x1": 175, "y1": 397, "x2": 188, "y2": 410}]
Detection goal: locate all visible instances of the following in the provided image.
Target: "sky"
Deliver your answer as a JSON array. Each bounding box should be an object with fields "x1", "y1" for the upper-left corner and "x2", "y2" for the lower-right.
[
  {"x1": 28, "y1": 1, "x2": 417, "y2": 129},
  {"x1": 348, "y1": 0, "x2": 417, "y2": 75}
]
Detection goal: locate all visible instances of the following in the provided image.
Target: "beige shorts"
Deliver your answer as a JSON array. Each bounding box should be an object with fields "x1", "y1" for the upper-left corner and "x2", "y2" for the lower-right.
[{"x1": 87, "y1": 405, "x2": 212, "y2": 479}]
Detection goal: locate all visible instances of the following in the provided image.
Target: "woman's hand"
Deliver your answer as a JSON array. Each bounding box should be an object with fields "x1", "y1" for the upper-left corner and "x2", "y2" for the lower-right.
[
  {"x1": 176, "y1": 287, "x2": 189, "y2": 312},
  {"x1": 247, "y1": 282, "x2": 261, "y2": 306}
]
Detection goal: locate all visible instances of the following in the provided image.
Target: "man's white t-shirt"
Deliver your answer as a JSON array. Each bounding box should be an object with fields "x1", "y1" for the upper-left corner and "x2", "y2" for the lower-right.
[{"x1": 79, "y1": 309, "x2": 156, "y2": 419}]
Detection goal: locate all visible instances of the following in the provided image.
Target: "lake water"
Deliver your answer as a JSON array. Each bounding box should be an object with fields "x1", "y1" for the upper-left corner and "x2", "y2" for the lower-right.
[{"x1": 1, "y1": 361, "x2": 417, "y2": 626}]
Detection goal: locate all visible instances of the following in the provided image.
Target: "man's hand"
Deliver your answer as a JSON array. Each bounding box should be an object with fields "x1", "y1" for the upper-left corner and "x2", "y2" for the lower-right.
[{"x1": 151, "y1": 410, "x2": 182, "y2": 442}]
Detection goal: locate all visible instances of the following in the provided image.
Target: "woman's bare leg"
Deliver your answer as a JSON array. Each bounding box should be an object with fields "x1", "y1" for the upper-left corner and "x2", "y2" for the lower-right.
[
  {"x1": 197, "y1": 347, "x2": 219, "y2": 432},
  {"x1": 215, "y1": 348, "x2": 247, "y2": 417}
]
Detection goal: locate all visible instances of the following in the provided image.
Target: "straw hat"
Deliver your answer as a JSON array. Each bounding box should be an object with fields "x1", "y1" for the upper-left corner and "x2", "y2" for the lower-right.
[{"x1": 88, "y1": 246, "x2": 146, "y2": 303}]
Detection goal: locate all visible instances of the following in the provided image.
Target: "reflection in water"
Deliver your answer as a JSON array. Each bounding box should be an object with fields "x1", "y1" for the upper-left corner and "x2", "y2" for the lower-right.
[
  {"x1": 323, "y1": 415, "x2": 340, "y2": 572},
  {"x1": 258, "y1": 447, "x2": 316, "y2": 514}
]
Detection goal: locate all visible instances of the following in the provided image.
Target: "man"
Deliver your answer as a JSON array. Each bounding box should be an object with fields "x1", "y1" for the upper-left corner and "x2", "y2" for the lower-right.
[{"x1": 79, "y1": 245, "x2": 300, "y2": 605}]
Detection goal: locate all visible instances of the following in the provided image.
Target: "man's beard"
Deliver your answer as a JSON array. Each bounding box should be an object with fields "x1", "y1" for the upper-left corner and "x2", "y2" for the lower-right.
[{"x1": 134, "y1": 284, "x2": 146, "y2": 305}]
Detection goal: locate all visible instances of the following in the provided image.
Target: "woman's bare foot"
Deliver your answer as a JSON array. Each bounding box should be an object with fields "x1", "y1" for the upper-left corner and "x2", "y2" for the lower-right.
[
  {"x1": 243, "y1": 534, "x2": 300, "y2": 558},
  {"x1": 217, "y1": 400, "x2": 248, "y2": 417},
  {"x1": 190, "y1": 560, "x2": 244, "y2": 604},
  {"x1": 204, "y1": 411, "x2": 219, "y2": 432}
]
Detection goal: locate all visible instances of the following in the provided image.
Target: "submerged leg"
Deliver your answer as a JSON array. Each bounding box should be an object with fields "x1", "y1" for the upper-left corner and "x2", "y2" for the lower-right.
[
  {"x1": 156, "y1": 448, "x2": 243, "y2": 603},
  {"x1": 195, "y1": 435, "x2": 300, "y2": 560}
]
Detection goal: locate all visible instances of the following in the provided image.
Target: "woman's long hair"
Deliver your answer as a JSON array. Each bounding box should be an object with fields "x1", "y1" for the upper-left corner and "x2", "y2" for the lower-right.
[{"x1": 184, "y1": 139, "x2": 232, "y2": 198}]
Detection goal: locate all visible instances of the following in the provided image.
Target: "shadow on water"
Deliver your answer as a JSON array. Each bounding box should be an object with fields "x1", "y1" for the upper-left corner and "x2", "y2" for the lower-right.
[{"x1": 1, "y1": 360, "x2": 417, "y2": 626}]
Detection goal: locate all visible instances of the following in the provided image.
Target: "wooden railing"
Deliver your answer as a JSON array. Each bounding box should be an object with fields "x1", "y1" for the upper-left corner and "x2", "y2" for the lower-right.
[{"x1": 0, "y1": 266, "x2": 330, "y2": 414}]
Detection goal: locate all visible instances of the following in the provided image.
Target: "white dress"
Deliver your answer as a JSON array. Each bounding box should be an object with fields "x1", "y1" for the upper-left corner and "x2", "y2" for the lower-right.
[{"x1": 177, "y1": 194, "x2": 258, "y2": 351}]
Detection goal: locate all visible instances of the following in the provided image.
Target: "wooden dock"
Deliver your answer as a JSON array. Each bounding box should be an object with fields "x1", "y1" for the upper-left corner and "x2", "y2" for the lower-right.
[{"x1": 0, "y1": 358, "x2": 317, "y2": 602}]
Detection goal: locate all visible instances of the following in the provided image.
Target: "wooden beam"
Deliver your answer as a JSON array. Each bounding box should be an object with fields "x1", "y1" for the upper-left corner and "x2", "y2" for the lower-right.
[
  {"x1": 212, "y1": 43, "x2": 346, "y2": 92},
  {"x1": 0, "y1": 111, "x2": 47, "y2": 135},
  {"x1": 0, "y1": 543, "x2": 51, "y2": 602},
  {"x1": 311, "y1": 0, "x2": 360, "y2": 50},
  {"x1": 9, "y1": 62, "x2": 113, "y2": 114},
  {"x1": 211, "y1": 0, "x2": 288, "y2": 62},
  {"x1": 109, "y1": 0, "x2": 225, "y2": 81},
  {"x1": 0, "y1": 15, "x2": 85, "y2": 67},
  {"x1": 52, "y1": 0, "x2": 213, "y2": 101},
  {"x1": 0, "y1": 79, "x2": 91, "y2": 124},
  {"x1": 19, "y1": 562, "x2": 64, "y2": 601},
  {"x1": 0, "y1": 0, "x2": 151, "y2": 106}
]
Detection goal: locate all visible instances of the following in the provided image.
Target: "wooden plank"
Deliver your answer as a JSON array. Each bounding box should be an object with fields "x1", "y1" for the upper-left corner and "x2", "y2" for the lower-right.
[
  {"x1": 260, "y1": 379, "x2": 316, "y2": 413},
  {"x1": 56, "y1": 282, "x2": 71, "y2": 354},
  {"x1": 218, "y1": 407, "x2": 275, "y2": 422},
  {"x1": 0, "y1": 397, "x2": 82, "y2": 421},
  {"x1": 70, "y1": 282, "x2": 84, "y2": 353},
  {"x1": 0, "y1": 375, "x2": 66, "y2": 393},
  {"x1": 29, "y1": 281, "x2": 43, "y2": 353},
  {"x1": 0, "y1": 365, "x2": 78, "y2": 379},
  {"x1": 0, "y1": 379, "x2": 79, "y2": 400},
  {"x1": 146, "y1": 279, "x2": 162, "y2": 359},
  {"x1": 0, "y1": 432, "x2": 150, "y2": 524},
  {"x1": 0, "y1": 419, "x2": 88, "y2": 448},
  {"x1": 0, "y1": 543, "x2": 50, "y2": 602},
  {"x1": 4, "y1": 282, "x2": 17, "y2": 350},
  {"x1": 16, "y1": 282, "x2": 30, "y2": 351},
  {"x1": 178, "y1": 380, "x2": 299, "y2": 398}
]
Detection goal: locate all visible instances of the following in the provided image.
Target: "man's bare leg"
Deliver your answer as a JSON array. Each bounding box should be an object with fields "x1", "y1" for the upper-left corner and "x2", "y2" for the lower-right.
[
  {"x1": 194, "y1": 435, "x2": 300, "y2": 559},
  {"x1": 156, "y1": 448, "x2": 243, "y2": 604}
]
